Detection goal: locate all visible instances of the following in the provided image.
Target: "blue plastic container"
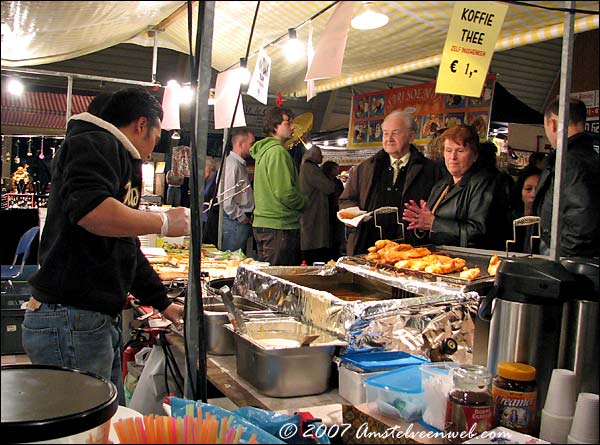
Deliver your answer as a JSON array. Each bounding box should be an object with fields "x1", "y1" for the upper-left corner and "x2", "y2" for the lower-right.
[
  {"x1": 339, "y1": 350, "x2": 428, "y2": 372},
  {"x1": 364, "y1": 364, "x2": 425, "y2": 421}
]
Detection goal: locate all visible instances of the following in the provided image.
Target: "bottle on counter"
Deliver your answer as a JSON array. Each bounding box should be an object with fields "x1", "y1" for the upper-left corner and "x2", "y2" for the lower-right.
[
  {"x1": 492, "y1": 362, "x2": 537, "y2": 435},
  {"x1": 445, "y1": 364, "x2": 494, "y2": 443}
]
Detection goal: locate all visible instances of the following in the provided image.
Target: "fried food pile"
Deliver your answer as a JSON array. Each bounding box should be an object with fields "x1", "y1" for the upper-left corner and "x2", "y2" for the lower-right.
[
  {"x1": 364, "y1": 239, "x2": 481, "y2": 279},
  {"x1": 487, "y1": 255, "x2": 501, "y2": 276}
]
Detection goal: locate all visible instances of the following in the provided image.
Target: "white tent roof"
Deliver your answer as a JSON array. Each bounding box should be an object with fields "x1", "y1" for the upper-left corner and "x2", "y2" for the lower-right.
[{"x1": 2, "y1": 1, "x2": 598, "y2": 97}]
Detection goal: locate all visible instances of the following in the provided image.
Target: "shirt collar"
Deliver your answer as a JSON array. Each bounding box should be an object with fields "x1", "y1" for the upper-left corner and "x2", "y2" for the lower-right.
[
  {"x1": 229, "y1": 150, "x2": 246, "y2": 165},
  {"x1": 389, "y1": 151, "x2": 411, "y2": 169}
]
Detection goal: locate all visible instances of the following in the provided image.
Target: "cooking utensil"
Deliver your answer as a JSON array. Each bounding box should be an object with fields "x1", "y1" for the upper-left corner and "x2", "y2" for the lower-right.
[
  {"x1": 216, "y1": 285, "x2": 247, "y2": 335},
  {"x1": 300, "y1": 334, "x2": 320, "y2": 346}
]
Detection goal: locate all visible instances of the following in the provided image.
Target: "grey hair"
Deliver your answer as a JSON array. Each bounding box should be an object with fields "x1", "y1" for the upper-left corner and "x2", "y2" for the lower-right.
[{"x1": 384, "y1": 110, "x2": 418, "y2": 133}]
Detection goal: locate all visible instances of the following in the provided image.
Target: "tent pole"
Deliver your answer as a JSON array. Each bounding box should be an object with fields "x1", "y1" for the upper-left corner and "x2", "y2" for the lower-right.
[
  {"x1": 185, "y1": 0, "x2": 214, "y2": 402},
  {"x1": 549, "y1": 1, "x2": 575, "y2": 261},
  {"x1": 1, "y1": 67, "x2": 160, "y2": 87},
  {"x1": 151, "y1": 30, "x2": 159, "y2": 84},
  {"x1": 66, "y1": 76, "x2": 73, "y2": 126}
]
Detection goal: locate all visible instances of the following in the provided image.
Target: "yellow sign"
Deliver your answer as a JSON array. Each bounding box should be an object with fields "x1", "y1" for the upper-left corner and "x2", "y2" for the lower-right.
[{"x1": 436, "y1": 1, "x2": 508, "y2": 97}]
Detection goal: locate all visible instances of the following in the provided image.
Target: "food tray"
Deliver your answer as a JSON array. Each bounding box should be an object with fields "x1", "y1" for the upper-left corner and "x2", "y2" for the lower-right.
[{"x1": 346, "y1": 245, "x2": 496, "y2": 289}]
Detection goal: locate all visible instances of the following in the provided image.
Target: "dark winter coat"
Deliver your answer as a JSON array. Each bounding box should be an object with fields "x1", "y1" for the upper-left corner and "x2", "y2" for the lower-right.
[
  {"x1": 428, "y1": 164, "x2": 511, "y2": 249},
  {"x1": 533, "y1": 132, "x2": 599, "y2": 257},
  {"x1": 339, "y1": 146, "x2": 442, "y2": 255}
]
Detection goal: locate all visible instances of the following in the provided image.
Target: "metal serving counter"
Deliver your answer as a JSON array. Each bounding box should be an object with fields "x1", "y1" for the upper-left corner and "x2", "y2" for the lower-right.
[{"x1": 231, "y1": 252, "x2": 489, "y2": 363}]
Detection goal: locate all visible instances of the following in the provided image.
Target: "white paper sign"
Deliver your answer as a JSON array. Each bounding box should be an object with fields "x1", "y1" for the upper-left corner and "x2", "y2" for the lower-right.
[
  {"x1": 305, "y1": 1, "x2": 354, "y2": 81},
  {"x1": 214, "y1": 69, "x2": 246, "y2": 129},
  {"x1": 247, "y1": 48, "x2": 271, "y2": 105}
]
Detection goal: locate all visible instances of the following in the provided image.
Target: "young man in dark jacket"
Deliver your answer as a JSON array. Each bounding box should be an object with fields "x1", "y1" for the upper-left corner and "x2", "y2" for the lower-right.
[
  {"x1": 25, "y1": 88, "x2": 190, "y2": 404},
  {"x1": 533, "y1": 97, "x2": 599, "y2": 257},
  {"x1": 339, "y1": 110, "x2": 442, "y2": 255}
]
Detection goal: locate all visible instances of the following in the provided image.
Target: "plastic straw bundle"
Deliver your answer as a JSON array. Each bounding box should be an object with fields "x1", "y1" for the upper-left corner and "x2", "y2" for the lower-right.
[{"x1": 114, "y1": 405, "x2": 259, "y2": 444}]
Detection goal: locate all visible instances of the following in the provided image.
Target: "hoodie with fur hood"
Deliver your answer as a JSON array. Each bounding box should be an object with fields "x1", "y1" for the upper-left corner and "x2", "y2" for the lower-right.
[
  {"x1": 250, "y1": 136, "x2": 306, "y2": 229},
  {"x1": 29, "y1": 113, "x2": 170, "y2": 316}
]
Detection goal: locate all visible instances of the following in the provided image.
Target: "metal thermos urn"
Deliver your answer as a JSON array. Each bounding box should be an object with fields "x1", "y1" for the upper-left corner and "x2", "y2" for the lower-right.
[
  {"x1": 480, "y1": 257, "x2": 586, "y2": 412},
  {"x1": 558, "y1": 258, "x2": 599, "y2": 395}
]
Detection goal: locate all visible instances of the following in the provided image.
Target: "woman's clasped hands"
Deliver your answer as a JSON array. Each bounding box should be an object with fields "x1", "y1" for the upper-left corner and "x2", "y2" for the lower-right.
[{"x1": 403, "y1": 199, "x2": 435, "y2": 231}]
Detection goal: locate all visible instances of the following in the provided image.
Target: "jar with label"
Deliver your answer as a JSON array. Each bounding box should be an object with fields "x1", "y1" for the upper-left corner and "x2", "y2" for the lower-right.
[
  {"x1": 492, "y1": 362, "x2": 537, "y2": 435},
  {"x1": 445, "y1": 364, "x2": 493, "y2": 443}
]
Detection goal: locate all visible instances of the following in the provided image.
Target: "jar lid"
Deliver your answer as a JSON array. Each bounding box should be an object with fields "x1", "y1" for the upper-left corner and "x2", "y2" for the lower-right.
[
  {"x1": 1, "y1": 364, "x2": 118, "y2": 443},
  {"x1": 497, "y1": 362, "x2": 536, "y2": 381}
]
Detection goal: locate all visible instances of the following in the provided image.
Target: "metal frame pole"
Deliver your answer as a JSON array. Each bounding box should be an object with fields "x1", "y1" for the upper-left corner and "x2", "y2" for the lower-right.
[
  {"x1": 549, "y1": 1, "x2": 575, "y2": 261},
  {"x1": 66, "y1": 76, "x2": 73, "y2": 125},
  {"x1": 185, "y1": 0, "x2": 214, "y2": 402},
  {"x1": 1, "y1": 67, "x2": 160, "y2": 87}
]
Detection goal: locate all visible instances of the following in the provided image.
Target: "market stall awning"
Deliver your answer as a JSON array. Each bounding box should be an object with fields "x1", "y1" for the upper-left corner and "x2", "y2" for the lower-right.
[
  {"x1": 1, "y1": 91, "x2": 93, "y2": 131},
  {"x1": 1, "y1": 1, "x2": 598, "y2": 97}
]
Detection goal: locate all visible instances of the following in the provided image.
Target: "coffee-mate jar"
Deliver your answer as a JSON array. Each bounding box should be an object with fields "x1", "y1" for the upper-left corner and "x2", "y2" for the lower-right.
[
  {"x1": 445, "y1": 365, "x2": 493, "y2": 443},
  {"x1": 492, "y1": 362, "x2": 537, "y2": 435}
]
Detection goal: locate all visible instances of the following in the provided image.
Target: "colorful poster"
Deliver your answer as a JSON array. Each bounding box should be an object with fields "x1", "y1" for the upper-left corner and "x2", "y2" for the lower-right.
[{"x1": 348, "y1": 74, "x2": 496, "y2": 148}]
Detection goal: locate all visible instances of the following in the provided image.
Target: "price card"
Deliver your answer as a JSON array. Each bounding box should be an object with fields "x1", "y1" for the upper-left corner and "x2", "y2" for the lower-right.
[{"x1": 436, "y1": 1, "x2": 508, "y2": 97}]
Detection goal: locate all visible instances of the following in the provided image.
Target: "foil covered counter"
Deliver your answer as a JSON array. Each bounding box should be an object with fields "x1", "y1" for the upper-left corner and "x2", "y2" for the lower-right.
[{"x1": 232, "y1": 263, "x2": 481, "y2": 362}]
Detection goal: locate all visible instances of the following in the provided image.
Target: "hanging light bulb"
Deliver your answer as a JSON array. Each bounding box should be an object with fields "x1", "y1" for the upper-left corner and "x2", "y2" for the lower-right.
[
  {"x1": 178, "y1": 84, "x2": 194, "y2": 104},
  {"x1": 239, "y1": 58, "x2": 251, "y2": 85},
  {"x1": 351, "y1": 1, "x2": 389, "y2": 30},
  {"x1": 285, "y1": 28, "x2": 305, "y2": 62},
  {"x1": 7, "y1": 78, "x2": 24, "y2": 96}
]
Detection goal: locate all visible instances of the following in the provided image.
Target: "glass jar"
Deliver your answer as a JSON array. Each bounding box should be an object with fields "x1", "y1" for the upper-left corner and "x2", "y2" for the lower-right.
[
  {"x1": 492, "y1": 362, "x2": 537, "y2": 435},
  {"x1": 445, "y1": 364, "x2": 493, "y2": 443}
]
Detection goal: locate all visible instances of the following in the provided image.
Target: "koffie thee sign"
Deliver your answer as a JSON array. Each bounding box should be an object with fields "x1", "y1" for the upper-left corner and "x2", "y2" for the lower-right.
[{"x1": 436, "y1": 1, "x2": 508, "y2": 97}]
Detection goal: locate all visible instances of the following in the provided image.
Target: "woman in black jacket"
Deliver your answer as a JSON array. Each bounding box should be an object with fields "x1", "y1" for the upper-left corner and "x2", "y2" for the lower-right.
[{"x1": 403, "y1": 125, "x2": 510, "y2": 249}]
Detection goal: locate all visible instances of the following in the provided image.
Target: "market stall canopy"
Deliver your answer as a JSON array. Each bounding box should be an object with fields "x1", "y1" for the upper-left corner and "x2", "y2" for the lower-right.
[
  {"x1": 1, "y1": 1, "x2": 598, "y2": 98},
  {"x1": 2, "y1": 91, "x2": 93, "y2": 130}
]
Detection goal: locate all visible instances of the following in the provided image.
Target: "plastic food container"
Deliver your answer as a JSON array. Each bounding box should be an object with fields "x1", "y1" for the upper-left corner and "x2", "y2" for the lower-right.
[
  {"x1": 364, "y1": 365, "x2": 425, "y2": 421},
  {"x1": 1, "y1": 364, "x2": 118, "y2": 444},
  {"x1": 338, "y1": 350, "x2": 429, "y2": 406},
  {"x1": 420, "y1": 361, "x2": 461, "y2": 431}
]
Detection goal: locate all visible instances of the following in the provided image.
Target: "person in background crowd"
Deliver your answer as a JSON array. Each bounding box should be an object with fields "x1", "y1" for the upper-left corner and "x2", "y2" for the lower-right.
[
  {"x1": 220, "y1": 127, "x2": 255, "y2": 253},
  {"x1": 250, "y1": 107, "x2": 306, "y2": 266},
  {"x1": 477, "y1": 141, "x2": 519, "y2": 232},
  {"x1": 511, "y1": 164, "x2": 542, "y2": 252},
  {"x1": 528, "y1": 152, "x2": 546, "y2": 170},
  {"x1": 202, "y1": 157, "x2": 219, "y2": 246},
  {"x1": 25, "y1": 88, "x2": 190, "y2": 405},
  {"x1": 403, "y1": 125, "x2": 510, "y2": 249},
  {"x1": 322, "y1": 160, "x2": 346, "y2": 259},
  {"x1": 425, "y1": 127, "x2": 449, "y2": 177},
  {"x1": 532, "y1": 97, "x2": 599, "y2": 257},
  {"x1": 339, "y1": 110, "x2": 442, "y2": 254},
  {"x1": 299, "y1": 147, "x2": 335, "y2": 265},
  {"x1": 165, "y1": 168, "x2": 184, "y2": 207}
]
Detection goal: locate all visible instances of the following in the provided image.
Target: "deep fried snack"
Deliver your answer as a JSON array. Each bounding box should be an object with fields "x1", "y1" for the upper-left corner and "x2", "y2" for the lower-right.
[
  {"x1": 488, "y1": 255, "x2": 501, "y2": 276},
  {"x1": 460, "y1": 267, "x2": 481, "y2": 280}
]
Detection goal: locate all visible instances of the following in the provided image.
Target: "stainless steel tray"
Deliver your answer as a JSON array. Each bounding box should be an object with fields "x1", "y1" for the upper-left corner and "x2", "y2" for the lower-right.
[
  {"x1": 225, "y1": 319, "x2": 346, "y2": 397},
  {"x1": 203, "y1": 295, "x2": 276, "y2": 355}
]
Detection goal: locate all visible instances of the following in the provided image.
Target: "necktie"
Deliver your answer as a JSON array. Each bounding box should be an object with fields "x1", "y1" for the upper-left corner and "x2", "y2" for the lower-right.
[{"x1": 393, "y1": 159, "x2": 402, "y2": 183}]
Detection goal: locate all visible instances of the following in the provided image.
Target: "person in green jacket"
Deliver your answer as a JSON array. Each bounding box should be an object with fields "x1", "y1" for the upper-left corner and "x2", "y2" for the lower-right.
[{"x1": 250, "y1": 107, "x2": 307, "y2": 265}]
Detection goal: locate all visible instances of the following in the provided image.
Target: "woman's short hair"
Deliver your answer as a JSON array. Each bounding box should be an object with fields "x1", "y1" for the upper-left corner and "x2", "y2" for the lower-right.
[{"x1": 440, "y1": 124, "x2": 480, "y2": 153}]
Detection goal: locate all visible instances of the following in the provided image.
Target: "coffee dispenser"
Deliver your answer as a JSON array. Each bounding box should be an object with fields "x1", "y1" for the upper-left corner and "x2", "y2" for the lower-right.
[
  {"x1": 480, "y1": 257, "x2": 588, "y2": 412},
  {"x1": 558, "y1": 258, "x2": 599, "y2": 395}
]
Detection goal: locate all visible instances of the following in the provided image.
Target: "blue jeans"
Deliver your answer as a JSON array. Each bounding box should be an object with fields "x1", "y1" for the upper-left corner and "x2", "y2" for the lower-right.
[
  {"x1": 221, "y1": 215, "x2": 252, "y2": 253},
  {"x1": 22, "y1": 303, "x2": 126, "y2": 405}
]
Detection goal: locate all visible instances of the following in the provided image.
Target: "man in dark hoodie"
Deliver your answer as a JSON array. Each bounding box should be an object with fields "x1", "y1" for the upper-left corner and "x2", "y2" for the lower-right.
[
  {"x1": 250, "y1": 107, "x2": 307, "y2": 266},
  {"x1": 24, "y1": 88, "x2": 190, "y2": 404}
]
